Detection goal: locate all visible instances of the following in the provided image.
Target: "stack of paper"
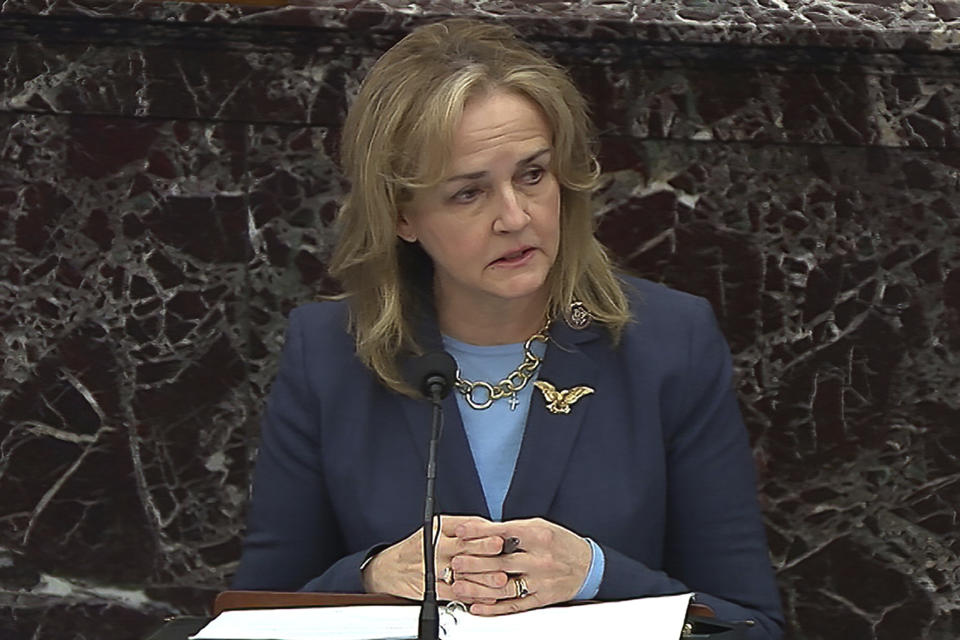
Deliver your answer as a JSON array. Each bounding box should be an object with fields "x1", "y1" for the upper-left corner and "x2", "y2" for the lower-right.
[{"x1": 190, "y1": 592, "x2": 693, "y2": 640}]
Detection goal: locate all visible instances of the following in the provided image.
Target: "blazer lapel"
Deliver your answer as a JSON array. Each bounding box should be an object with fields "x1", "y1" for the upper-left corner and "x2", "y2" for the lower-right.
[
  {"x1": 502, "y1": 322, "x2": 603, "y2": 520},
  {"x1": 398, "y1": 392, "x2": 490, "y2": 519},
  {"x1": 398, "y1": 283, "x2": 492, "y2": 520}
]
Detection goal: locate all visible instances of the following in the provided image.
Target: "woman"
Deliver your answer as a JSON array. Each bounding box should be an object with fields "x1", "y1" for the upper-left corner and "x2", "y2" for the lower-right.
[{"x1": 233, "y1": 18, "x2": 784, "y2": 638}]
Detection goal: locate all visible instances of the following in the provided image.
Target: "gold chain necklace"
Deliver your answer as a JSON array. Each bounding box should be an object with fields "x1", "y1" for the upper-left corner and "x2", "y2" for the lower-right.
[{"x1": 453, "y1": 325, "x2": 550, "y2": 411}]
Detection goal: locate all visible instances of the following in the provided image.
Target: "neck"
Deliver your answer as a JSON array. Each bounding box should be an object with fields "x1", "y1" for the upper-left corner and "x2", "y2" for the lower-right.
[{"x1": 436, "y1": 291, "x2": 548, "y2": 346}]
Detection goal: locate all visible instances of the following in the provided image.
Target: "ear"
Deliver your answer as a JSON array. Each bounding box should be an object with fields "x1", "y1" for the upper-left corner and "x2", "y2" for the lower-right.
[{"x1": 396, "y1": 209, "x2": 417, "y2": 243}]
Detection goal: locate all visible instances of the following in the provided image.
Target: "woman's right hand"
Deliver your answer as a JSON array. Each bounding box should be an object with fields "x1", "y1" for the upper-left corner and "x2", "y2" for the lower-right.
[{"x1": 361, "y1": 515, "x2": 509, "y2": 602}]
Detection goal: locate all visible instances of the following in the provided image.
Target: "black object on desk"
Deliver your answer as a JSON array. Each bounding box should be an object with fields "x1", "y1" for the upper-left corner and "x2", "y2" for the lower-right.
[
  {"x1": 143, "y1": 616, "x2": 210, "y2": 640},
  {"x1": 684, "y1": 615, "x2": 750, "y2": 639}
]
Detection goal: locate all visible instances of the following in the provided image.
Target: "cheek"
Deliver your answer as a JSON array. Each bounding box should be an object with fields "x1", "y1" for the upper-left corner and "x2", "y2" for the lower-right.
[
  {"x1": 543, "y1": 179, "x2": 561, "y2": 216},
  {"x1": 541, "y1": 190, "x2": 562, "y2": 244},
  {"x1": 419, "y1": 219, "x2": 484, "y2": 261}
]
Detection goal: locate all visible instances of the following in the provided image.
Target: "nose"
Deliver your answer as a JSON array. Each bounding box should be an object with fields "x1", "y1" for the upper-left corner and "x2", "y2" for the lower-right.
[{"x1": 492, "y1": 185, "x2": 530, "y2": 234}]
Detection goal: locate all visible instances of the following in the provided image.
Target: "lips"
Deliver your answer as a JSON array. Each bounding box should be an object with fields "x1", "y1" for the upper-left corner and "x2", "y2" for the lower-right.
[{"x1": 491, "y1": 246, "x2": 535, "y2": 265}]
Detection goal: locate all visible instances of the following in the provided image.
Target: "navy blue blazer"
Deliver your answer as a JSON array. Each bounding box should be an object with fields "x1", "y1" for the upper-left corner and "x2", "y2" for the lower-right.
[{"x1": 233, "y1": 278, "x2": 784, "y2": 638}]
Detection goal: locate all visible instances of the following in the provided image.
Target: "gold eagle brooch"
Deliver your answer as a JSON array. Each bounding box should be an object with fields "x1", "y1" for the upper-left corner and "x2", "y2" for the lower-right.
[{"x1": 533, "y1": 380, "x2": 594, "y2": 415}]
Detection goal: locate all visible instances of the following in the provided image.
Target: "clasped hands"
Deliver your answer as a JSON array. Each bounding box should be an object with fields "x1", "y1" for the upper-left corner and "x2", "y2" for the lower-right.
[{"x1": 361, "y1": 515, "x2": 592, "y2": 615}]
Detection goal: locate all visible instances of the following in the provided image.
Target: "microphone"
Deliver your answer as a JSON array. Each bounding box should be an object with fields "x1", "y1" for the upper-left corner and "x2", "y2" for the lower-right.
[
  {"x1": 407, "y1": 350, "x2": 457, "y2": 400},
  {"x1": 405, "y1": 351, "x2": 457, "y2": 640}
]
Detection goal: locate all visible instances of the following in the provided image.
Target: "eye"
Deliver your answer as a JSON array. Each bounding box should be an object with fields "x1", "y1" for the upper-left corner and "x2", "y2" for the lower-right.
[
  {"x1": 519, "y1": 166, "x2": 545, "y2": 185},
  {"x1": 451, "y1": 186, "x2": 482, "y2": 204}
]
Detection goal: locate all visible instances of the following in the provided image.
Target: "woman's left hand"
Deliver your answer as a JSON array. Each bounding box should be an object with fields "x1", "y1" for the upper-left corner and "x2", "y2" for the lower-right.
[{"x1": 447, "y1": 517, "x2": 592, "y2": 615}]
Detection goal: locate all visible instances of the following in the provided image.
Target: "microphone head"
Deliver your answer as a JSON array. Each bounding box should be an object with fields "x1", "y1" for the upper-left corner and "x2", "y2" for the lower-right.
[{"x1": 406, "y1": 351, "x2": 457, "y2": 399}]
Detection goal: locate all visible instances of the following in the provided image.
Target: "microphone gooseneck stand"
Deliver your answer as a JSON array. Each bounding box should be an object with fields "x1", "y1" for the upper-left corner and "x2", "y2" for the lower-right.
[
  {"x1": 409, "y1": 352, "x2": 456, "y2": 640},
  {"x1": 418, "y1": 380, "x2": 444, "y2": 640}
]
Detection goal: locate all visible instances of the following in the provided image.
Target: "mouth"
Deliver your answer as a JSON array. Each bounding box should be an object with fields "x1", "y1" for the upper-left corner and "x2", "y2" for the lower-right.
[{"x1": 490, "y1": 246, "x2": 536, "y2": 266}]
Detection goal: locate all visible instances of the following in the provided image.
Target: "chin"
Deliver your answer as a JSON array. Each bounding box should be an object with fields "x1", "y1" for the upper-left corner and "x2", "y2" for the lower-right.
[{"x1": 489, "y1": 272, "x2": 550, "y2": 302}]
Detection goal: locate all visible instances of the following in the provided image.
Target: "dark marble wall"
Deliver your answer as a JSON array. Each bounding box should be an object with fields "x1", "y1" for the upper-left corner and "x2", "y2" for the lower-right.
[{"x1": 1, "y1": 2, "x2": 958, "y2": 639}]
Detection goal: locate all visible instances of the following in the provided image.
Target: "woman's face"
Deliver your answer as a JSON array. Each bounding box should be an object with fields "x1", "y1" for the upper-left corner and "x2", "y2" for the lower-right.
[{"x1": 397, "y1": 90, "x2": 561, "y2": 316}]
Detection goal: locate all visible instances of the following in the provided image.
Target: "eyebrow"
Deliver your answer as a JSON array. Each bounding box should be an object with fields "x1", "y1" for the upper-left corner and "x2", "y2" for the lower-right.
[{"x1": 443, "y1": 147, "x2": 552, "y2": 183}]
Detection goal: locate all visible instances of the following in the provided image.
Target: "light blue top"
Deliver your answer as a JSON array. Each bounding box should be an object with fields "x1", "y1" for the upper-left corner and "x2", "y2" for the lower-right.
[{"x1": 442, "y1": 334, "x2": 604, "y2": 600}]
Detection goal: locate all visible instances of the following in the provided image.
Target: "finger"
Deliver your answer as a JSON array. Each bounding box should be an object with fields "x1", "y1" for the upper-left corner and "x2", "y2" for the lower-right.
[
  {"x1": 437, "y1": 578, "x2": 492, "y2": 600},
  {"x1": 449, "y1": 571, "x2": 509, "y2": 589},
  {"x1": 451, "y1": 553, "x2": 525, "y2": 575},
  {"x1": 440, "y1": 515, "x2": 491, "y2": 537},
  {"x1": 440, "y1": 593, "x2": 497, "y2": 606},
  {"x1": 469, "y1": 594, "x2": 543, "y2": 616},
  {"x1": 437, "y1": 583, "x2": 492, "y2": 604},
  {"x1": 453, "y1": 519, "x2": 509, "y2": 540},
  {"x1": 454, "y1": 518, "x2": 541, "y2": 546},
  {"x1": 452, "y1": 535, "x2": 503, "y2": 557},
  {"x1": 450, "y1": 576, "x2": 517, "y2": 602},
  {"x1": 436, "y1": 582, "x2": 454, "y2": 601},
  {"x1": 434, "y1": 536, "x2": 501, "y2": 574}
]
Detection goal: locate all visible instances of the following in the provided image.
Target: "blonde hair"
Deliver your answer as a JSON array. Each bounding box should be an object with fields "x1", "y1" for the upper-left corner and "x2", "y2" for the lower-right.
[{"x1": 330, "y1": 18, "x2": 630, "y2": 396}]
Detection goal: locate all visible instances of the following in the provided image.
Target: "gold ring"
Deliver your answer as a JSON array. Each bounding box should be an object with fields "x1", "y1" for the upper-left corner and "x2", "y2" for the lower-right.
[
  {"x1": 514, "y1": 576, "x2": 530, "y2": 598},
  {"x1": 440, "y1": 566, "x2": 454, "y2": 585}
]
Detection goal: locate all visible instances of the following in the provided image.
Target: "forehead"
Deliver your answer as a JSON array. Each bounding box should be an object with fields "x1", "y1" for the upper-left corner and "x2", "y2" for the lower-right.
[{"x1": 445, "y1": 90, "x2": 552, "y2": 168}]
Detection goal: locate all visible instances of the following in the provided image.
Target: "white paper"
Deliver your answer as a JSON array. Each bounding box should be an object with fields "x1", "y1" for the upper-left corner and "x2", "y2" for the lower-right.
[
  {"x1": 190, "y1": 605, "x2": 419, "y2": 640},
  {"x1": 450, "y1": 594, "x2": 692, "y2": 640},
  {"x1": 190, "y1": 593, "x2": 692, "y2": 640},
  {"x1": 190, "y1": 605, "x2": 420, "y2": 640}
]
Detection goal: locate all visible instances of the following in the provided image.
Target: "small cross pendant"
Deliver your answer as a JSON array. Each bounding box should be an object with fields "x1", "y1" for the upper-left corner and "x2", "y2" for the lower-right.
[{"x1": 508, "y1": 395, "x2": 519, "y2": 411}]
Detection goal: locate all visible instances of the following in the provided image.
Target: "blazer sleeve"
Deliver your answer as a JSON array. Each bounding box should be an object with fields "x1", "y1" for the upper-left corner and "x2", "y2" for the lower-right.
[
  {"x1": 231, "y1": 307, "x2": 373, "y2": 593},
  {"x1": 598, "y1": 295, "x2": 784, "y2": 639}
]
